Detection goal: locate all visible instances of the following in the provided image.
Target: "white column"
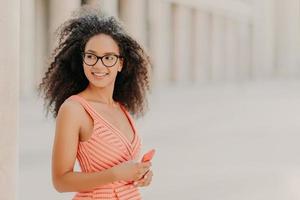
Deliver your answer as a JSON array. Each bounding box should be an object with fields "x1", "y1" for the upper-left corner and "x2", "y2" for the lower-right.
[
  {"x1": 49, "y1": 0, "x2": 81, "y2": 51},
  {"x1": 119, "y1": 0, "x2": 147, "y2": 47},
  {"x1": 0, "y1": 0, "x2": 19, "y2": 199},
  {"x1": 252, "y1": 0, "x2": 275, "y2": 79},
  {"x1": 20, "y1": 0, "x2": 35, "y2": 98},
  {"x1": 172, "y1": 4, "x2": 193, "y2": 83},
  {"x1": 225, "y1": 18, "x2": 239, "y2": 81},
  {"x1": 148, "y1": 0, "x2": 172, "y2": 86},
  {"x1": 275, "y1": 0, "x2": 300, "y2": 78},
  {"x1": 192, "y1": 10, "x2": 212, "y2": 82},
  {"x1": 35, "y1": 0, "x2": 49, "y2": 88},
  {"x1": 211, "y1": 14, "x2": 226, "y2": 81},
  {"x1": 238, "y1": 22, "x2": 252, "y2": 81},
  {"x1": 85, "y1": 0, "x2": 118, "y2": 17}
]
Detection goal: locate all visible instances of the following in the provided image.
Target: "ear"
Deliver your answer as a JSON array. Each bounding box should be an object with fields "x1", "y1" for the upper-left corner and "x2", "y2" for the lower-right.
[{"x1": 118, "y1": 59, "x2": 124, "y2": 72}]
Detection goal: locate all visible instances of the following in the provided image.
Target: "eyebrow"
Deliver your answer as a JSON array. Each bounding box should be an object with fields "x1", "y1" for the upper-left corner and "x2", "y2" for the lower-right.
[{"x1": 85, "y1": 50, "x2": 119, "y2": 55}]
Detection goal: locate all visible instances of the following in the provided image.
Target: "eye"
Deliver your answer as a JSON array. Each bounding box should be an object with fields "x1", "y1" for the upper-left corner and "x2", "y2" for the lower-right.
[
  {"x1": 85, "y1": 53, "x2": 96, "y2": 59},
  {"x1": 104, "y1": 55, "x2": 116, "y2": 60}
]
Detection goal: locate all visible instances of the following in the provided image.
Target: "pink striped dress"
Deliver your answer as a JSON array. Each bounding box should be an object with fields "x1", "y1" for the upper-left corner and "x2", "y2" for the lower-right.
[{"x1": 68, "y1": 95, "x2": 142, "y2": 200}]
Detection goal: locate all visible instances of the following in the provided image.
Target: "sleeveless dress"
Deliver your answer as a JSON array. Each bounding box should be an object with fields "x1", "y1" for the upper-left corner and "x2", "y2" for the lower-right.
[{"x1": 68, "y1": 95, "x2": 142, "y2": 200}]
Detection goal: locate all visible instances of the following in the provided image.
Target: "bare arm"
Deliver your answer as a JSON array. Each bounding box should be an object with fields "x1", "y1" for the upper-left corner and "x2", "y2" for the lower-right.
[
  {"x1": 52, "y1": 100, "x2": 118, "y2": 192},
  {"x1": 52, "y1": 100, "x2": 151, "y2": 192}
]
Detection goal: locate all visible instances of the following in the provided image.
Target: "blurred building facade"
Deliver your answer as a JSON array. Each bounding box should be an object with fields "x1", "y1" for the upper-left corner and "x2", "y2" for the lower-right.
[
  {"x1": 1, "y1": 0, "x2": 299, "y2": 198},
  {"x1": 19, "y1": 0, "x2": 300, "y2": 98}
]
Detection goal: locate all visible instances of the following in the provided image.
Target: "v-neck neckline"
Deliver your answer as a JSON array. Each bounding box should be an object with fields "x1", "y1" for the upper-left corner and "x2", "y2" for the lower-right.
[{"x1": 75, "y1": 95, "x2": 136, "y2": 145}]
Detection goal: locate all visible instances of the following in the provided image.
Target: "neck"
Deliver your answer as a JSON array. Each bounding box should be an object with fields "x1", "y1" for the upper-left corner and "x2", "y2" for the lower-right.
[{"x1": 85, "y1": 83, "x2": 116, "y2": 106}]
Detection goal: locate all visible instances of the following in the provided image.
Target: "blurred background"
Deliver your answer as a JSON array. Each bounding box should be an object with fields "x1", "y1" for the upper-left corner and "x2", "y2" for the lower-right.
[{"x1": 2, "y1": 0, "x2": 299, "y2": 199}]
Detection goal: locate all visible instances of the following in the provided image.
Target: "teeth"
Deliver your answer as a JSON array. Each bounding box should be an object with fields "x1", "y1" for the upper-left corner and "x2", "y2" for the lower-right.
[{"x1": 93, "y1": 72, "x2": 108, "y2": 77}]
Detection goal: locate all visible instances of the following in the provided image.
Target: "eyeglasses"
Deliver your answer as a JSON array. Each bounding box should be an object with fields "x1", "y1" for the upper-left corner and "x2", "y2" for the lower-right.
[{"x1": 82, "y1": 52, "x2": 122, "y2": 67}]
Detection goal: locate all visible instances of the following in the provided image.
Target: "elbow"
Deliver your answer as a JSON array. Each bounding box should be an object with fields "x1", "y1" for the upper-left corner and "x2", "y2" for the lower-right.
[
  {"x1": 53, "y1": 180, "x2": 65, "y2": 193},
  {"x1": 52, "y1": 176, "x2": 68, "y2": 193},
  {"x1": 54, "y1": 185, "x2": 65, "y2": 193}
]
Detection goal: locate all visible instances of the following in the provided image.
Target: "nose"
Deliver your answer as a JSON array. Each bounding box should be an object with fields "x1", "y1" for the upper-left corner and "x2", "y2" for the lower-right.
[{"x1": 93, "y1": 59, "x2": 106, "y2": 69}]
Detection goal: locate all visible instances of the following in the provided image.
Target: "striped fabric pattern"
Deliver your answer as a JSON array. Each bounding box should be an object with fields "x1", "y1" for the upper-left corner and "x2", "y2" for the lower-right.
[{"x1": 68, "y1": 95, "x2": 142, "y2": 200}]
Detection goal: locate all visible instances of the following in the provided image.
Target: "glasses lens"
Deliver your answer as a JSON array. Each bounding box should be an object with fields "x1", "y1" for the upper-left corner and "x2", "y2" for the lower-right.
[
  {"x1": 102, "y1": 55, "x2": 118, "y2": 67},
  {"x1": 84, "y1": 53, "x2": 97, "y2": 66}
]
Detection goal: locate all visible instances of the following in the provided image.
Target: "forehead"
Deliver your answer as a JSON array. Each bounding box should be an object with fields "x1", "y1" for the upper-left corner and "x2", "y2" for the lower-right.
[{"x1": 85, "y1": 34, "x2": 119, "y2": 54}]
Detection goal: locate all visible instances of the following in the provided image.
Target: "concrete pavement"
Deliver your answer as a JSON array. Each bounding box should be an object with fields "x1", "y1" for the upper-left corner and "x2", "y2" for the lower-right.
[{"x1": 20, "y1": 81, "x2": 300, "y2": 200}]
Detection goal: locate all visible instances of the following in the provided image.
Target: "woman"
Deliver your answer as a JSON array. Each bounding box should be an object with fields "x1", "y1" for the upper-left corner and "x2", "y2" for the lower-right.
[{"x1": 39, "y1": 7, "x2": 153, "y2": 200}]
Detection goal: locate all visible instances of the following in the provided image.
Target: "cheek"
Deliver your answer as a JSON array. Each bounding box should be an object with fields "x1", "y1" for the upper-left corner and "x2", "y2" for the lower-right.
[
  {"x1": 83, "y1": 65, "x2": 93, "y2": 80},
  {"x1": 106, "y1": 69, "x2": 119, "y2": 81},
  {"x1": 111, "y1": 67, "x2": 119, "y2": 75}
]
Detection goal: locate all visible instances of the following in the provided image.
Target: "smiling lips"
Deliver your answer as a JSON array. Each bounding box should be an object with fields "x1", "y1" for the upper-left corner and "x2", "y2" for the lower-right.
[{"x1": 92, "y1": 72, "x2": 109, "y2": 78}]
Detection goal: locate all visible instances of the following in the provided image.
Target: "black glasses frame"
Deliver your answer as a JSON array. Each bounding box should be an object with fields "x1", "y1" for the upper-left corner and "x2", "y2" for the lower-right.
[{"x1": 82, "y1": 52, "x2": 122, "y2": 67}]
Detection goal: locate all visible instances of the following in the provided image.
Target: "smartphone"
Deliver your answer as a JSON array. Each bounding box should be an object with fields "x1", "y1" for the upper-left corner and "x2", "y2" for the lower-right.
[{"x1": 141, "y1": 149, "x2": 155, "y2": 162}]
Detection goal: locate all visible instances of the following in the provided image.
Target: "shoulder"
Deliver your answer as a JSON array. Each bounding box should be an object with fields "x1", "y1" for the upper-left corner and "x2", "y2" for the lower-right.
[
  {"x1": 56, "y1": 96, "x2": 86, "y2": 124},
  {"x1": 59, "y1": 97, "x2": 83, "y2": 113}
]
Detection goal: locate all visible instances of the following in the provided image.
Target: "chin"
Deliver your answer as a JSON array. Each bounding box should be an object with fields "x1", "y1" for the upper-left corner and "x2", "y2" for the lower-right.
[{"x1": 89, "y1": 79, "x2": 115, "y2": 89}]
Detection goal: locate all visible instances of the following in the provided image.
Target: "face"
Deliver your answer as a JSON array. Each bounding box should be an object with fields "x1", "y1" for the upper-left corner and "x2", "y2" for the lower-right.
[{"x1": 83, "y1": 34, "x2": 123, "y2": 89}]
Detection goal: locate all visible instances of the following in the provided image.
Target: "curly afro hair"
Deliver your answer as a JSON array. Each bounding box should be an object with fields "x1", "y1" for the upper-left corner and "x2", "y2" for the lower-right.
[{"x1": 38, "y1": 6, "x2": 152, "y2": 119}]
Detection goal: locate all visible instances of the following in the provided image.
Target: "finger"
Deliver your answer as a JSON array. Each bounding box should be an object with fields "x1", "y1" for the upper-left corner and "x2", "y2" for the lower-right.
[
  {"x1": 136, "y1": 180, "x2": 146, "y2": 187},
  {"x1": 134, "y1": 177, "x2": 145, "y2": 186},
  {"x1": 136, "y1": 172, "x2": 145, "y2": 180},
  {"x1": 143, "y1": 174, "x2": 153, "y2": 186},
  {"x1": 141, "y1": 161, "x2": 152, "y2": 168},
  {"x1": 141, "y1": 169, "x2": 152, "y2": 180},
  {"x1": 138, "y1": 166, "x2": 151, "y2": 178},
  {"x1": 143, "y1": 170, "x2": 151, "y2": 177},
  {"x1": 142, "y1": 169, "x2": 150, "y2": 178},
  {"x1": 137, "y1": 168, "x2": 148, "y2": 177},
  {"x1": 137, "y1": 161, "x2": 150, "y2": 167},
  {"x1": 136, "y1": 162, "x2": 151, "y2": 175},
  {"x1": 143, "y1": 164, "x2": 152, "y2": 173},
  {"x1": 148, "y1": 170, "x2": 153, "y2": 178},
  {"x1": 133, "y1": 180, "x2": 141, "y2": 186},
  {"x1": 136, "y1": 171, "x2": 148, "y2": 181},
  {"x1": 138, "y1": 175, "x2": 152, "y2": 187},
  {"x1": 137, "y1": 171, "x2": 153, "y2": 187}
]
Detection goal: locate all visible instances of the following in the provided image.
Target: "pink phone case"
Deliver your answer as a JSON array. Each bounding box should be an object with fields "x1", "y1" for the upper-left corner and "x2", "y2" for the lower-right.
[{"x1": 141, "y1": 149, "x2": 155, "y2": 162}]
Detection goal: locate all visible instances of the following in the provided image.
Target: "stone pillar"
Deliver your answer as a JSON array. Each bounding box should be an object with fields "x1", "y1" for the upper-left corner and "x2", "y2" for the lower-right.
[
  {"x1": 20, "y1": 0, "x2": 35, "y2": 98},
  {"x1": 192, "y1": 10, "x2": 212, "y2": 82},
  {"x1": 238, "y1": 22, "x2": 252, "y2": 81},
  {"x1": 0, "y1": 0, "x2": 20, "y2": 199},
  {"x1": 275, "y1": 0, "x2": 300, "y2": 78},
  {"x1": 225, "y1": 18, "x2": 239, "y2": 81},
  {"x1": 211, "y1": 14, "x2": 226, "y2": 81},
  {"x1": 49, "y1": 0, "x2": 81, "y2": 51},
  {"x1": 85, "y1": 0, "x2": 118, "y2": 17},
  {"x1": 148, "y1": 0, "x2": 172, "y2": 86},
  {"x1": 252, "y1": 0, "x2": 275, "y2": 79},
  {"x1": 119, "y1": 0, "x2": 147, "y2": 47},
  {"x1": 35, "y1": 0, "x2": 49, "y2": 88},
  {"x1": 172, "y1": 4, "x2": 193, "y2": 83}
]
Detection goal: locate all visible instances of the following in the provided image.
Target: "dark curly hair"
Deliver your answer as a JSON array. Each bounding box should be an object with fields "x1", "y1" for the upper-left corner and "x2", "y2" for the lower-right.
[{"x1": 38, "y1": 7, "x2": 152, "y2": 119}]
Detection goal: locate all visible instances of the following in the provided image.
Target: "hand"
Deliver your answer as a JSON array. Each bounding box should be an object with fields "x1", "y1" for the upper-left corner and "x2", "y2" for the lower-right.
[
  {"x1": 133, "y1": 170, "x2": 153, "y2": 187},
  {"x1": 112, "y1": 160, "x2": 151, "y2": 182}
]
